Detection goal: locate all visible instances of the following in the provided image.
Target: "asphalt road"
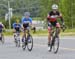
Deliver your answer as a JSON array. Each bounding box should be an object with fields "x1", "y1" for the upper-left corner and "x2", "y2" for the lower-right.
[{"x1": 0, "y1": 36, "x2": 75, "y2": 59}]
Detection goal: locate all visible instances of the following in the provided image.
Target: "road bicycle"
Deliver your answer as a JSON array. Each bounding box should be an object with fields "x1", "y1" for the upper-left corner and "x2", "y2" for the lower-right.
[
  {"x1": 14, "y1": 32, "x2": 20, "y2": 47},
  {"x1": 22, "y1": 29, "x2": 33, "y2": 51},
  {"x1": 49, "y1": 25, "x2": 66, "y2": 54}
]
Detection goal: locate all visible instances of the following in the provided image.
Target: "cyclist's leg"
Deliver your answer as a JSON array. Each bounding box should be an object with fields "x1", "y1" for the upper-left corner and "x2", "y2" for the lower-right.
[
  {"x1": 48, "y1": 23, "x2": 52, "y2": 46},
  {"x1": 14, "y1": 33, "x2": 16, "y2": 40},
  {"x1": 22, "y1": 23, "x2": 28, "y2": 42},
  {"x1": 27, "y1": 26, "x2": 31, "y2": 42},
  {"x1": 0, "y1": 29, "x2": 2, "y2": 40},
  {"x1": 22, "y1": 28, "x2": 26, "y2": 42},
  {"x1": 27, "y1": 26, "x2": 30, "y2": 35},
  {"x1": 56, "y1": 22, "x2": 61, "y2": 36},
  {"x1": 0, "y1": 29, "x2": 4, "y2": 43},
  {"x1": 13, "y1": 29, "x2": 16, "y2": 40}
]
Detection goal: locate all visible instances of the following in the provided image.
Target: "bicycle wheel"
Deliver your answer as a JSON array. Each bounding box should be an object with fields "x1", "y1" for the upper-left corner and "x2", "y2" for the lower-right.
[
  {"x1": 15, "y1": 37, "x2": 19, "y2": 47},
  {"x1": 52, "y1": 36, "x2": 59, "y2": 54},
  {"x1": 49, "y1": 36, "x2": 53, "y2": 52},
  {"x1": 17, "y1": 40, "x2": 20, "y2": 47},
  {"x1": 1, "y1": 35, "x2": 4, "y2": 44},
  {"x1": 22, "y1": 38, "x2": 27, "y2": 51},
  {"x1": 27, "y1": 35, "x2": 33, "y2": 51},
  {"x1": 15, "y1": 39, "x2": 17, "y2": 47},
  {"x1": 17, "y1": 36, "x2": 20, "y2": 47}
]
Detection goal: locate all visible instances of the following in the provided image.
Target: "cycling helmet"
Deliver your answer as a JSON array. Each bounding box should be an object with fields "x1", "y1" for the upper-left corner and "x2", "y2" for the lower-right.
[
  {"x1": 24, "y1": 12, "x2": 30, "y2": 16},
  {"x1": 16, "y1": 19, "x2": 19, "y2": 23},
  {"x1": 52, "y1": 4, "x2": 58, "y2": 9}
]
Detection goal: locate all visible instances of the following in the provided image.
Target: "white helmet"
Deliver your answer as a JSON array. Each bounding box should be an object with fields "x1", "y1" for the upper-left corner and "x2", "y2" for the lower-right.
[
  {"x1": 24, "y1": 12, "x2": 30, "y2": 16},
  {"x1": 52, "y1": 4, "x2": 58, "y2": 9}
]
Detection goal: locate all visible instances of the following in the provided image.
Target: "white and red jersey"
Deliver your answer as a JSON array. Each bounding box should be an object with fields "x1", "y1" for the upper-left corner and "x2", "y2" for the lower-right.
[{"x1": 47, "y1": 11, "x2": 63, "y2": 22}]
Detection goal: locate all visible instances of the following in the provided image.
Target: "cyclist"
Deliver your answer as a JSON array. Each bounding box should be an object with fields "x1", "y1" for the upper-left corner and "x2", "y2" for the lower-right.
[
  {"x1": 21, "y1": 12, "x2": 32, "y2": 44},
  {"x1": 0, "y1": 22, "x2": 4, "y2": 41},
  {"x1": 47, "y1": 4, "x2": 64, "y2": 50},
  {"x1": 0, "y1": 22, "x2": 4, "y2": 32},
  {"x1": 13, "y1": 20, "x2": 21, "y2": 42}
]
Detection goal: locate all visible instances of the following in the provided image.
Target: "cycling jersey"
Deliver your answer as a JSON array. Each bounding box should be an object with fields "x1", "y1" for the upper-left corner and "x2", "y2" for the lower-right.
[
  {"x1": 47, "y1": 11, "x2": 64, "y2": 32},
  {"x1": 47, "y1": 11, "x2": 63, "y2": 22},
  {"x1": 21, "y1": 17, "x2": 32, "y2": 28},
  {"x1": 0, "y1": 24, "x2": 4, "y2": 33},
  {"x1": 13, "y1": 23, "x2": 21, "y2": 32}
]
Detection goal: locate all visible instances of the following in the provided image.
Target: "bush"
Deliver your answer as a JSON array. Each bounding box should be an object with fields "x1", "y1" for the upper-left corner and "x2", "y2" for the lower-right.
[{"x1": 0, "y1": 16, "x2": 22, "y2": 29}]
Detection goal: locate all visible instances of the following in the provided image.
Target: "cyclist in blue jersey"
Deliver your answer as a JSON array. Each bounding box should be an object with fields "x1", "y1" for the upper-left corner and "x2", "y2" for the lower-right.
[
  {"x1": 13, "y1": 20, "x2": 21, "y2": 42},
  {"x1": 21, "y1": 12, "x2": 32, "y2": 43}
]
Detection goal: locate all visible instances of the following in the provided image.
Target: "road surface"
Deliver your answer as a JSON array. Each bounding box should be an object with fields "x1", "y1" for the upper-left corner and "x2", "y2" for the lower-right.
[{"x1": 0, "y1": 36, "x2": 75, "y2": 59}]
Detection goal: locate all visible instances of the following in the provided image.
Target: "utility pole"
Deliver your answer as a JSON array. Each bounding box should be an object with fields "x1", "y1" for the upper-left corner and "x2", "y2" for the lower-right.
[
  {"x1": 71, "y1": 1, "x2": 73, "y2": 29},
  {"x1": 8, "y1": 1, "x2": 11, "y2": 29}
]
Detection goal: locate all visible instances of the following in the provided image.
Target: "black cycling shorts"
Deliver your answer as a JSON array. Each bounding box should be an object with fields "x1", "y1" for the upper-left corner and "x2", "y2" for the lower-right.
[
  {"x1": 23, "y1": 23, "x2": 29, "y2": 28},
  {"x1": 15, "y1": 27, "x2": 20, "y2": 32},
  {"x1": 48, "y1": 21, "x2": 57, "y2": 27}
]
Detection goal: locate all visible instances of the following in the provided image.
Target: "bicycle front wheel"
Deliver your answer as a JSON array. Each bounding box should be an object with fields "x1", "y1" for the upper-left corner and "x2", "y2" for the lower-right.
[
  {"x1": 17, "y1": 40, "x2": 20, "y2": 47},
  {"x1": 53, "y1": 37, "x2": 59, "y2": 54},
  {"x1": 27, "y1": 35, "x2": 33, "y2": 51}
]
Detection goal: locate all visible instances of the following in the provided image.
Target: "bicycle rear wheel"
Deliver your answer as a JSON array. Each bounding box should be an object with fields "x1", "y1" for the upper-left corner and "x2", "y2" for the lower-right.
[
  {"x1": 53, "y1": 36, "x2": 59, "y2": 54},
  {"x1": 27, "y1": 35, "x2": 33, "y2": 51}
]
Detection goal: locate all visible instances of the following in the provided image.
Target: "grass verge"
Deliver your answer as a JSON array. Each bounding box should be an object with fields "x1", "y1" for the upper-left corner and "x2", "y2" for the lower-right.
[{"x1": 3, "y1": 28, "x2": 75, "y2": 36}]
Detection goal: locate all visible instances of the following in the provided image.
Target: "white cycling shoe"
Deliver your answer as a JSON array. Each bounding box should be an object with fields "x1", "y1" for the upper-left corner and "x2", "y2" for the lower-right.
[{"x1": 48, "y1": 46, "x2": 50, "y2": 51}]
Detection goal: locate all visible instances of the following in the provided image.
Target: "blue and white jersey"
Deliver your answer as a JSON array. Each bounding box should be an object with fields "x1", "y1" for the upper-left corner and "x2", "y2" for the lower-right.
[
  {"x1": 21, "y1": 17, "x2": 32, "y2": 24},
  {"x1": 13, "y1": 23, "x2": 21, "y2": 29}
]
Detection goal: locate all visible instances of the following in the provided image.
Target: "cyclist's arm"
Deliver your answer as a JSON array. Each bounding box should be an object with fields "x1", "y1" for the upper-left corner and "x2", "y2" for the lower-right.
[
  {"x1": 58, "y1": 13, "x2": 64, "y2": 25},
  {"x1": 47, "y1": 11, "x2": 53, "y2": 22},
  {"x1": 12, "y1": 23, "x2": 16, "y2": 33},
  {"x1": 60, "y1": 13, "x2": 64, "y2": 22},
  {"x1": 13, "y1": 23, "x2": 16, "y2": 29},
  {"x1": 29, "y1": 18, "x2": 32, "y2": 27},
  {"x1": 47, "y1": 14, "x2": 51, "y2": 23},
  {"x1": 21, "y1": 17, "x2": 24, "y2": 29}
]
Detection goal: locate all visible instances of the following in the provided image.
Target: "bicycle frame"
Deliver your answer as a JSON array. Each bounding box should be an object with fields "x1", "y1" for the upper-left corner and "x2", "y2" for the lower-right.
[
  {"x1": 22, "y1": 28, "x2": 33, "y2": 51},
  {"x1": 51, "y1": 27, "x2": 59, "y2": 37},
  {"x1": 23, "y1": 29, "x2": 30, "y2": 43},
  {"x1": 50, "y1": 27, "x2": 60, "y2": 53}
]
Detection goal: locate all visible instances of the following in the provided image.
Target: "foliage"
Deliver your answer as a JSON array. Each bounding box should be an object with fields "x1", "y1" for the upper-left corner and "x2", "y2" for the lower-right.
[
  {"x1": 40, "y1": 0, "x2": 75, "y2": 28},
  {"x1": 0, "y1": 0, "x2": 75, "y2": 28}
]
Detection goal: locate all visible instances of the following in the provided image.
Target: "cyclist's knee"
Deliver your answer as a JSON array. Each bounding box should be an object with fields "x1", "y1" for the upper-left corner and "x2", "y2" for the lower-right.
[
  {"x1": 48, "y1": 30, "x2": 52, "y2": 38},
  {"x1": 48, "y1": 26, "x2": 52, "y2": 32},
  {"x1": 56, "y1": 23, "x2": 60, "y2": 28}
]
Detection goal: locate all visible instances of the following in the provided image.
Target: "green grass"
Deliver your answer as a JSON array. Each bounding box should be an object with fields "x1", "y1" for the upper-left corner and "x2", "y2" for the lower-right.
[
  {"x1": 3, "y1": 28, "x2": 75, "y2": 36},
  {"x1": 32, "y1": 29, "x2": 75, "y2": 36}
]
